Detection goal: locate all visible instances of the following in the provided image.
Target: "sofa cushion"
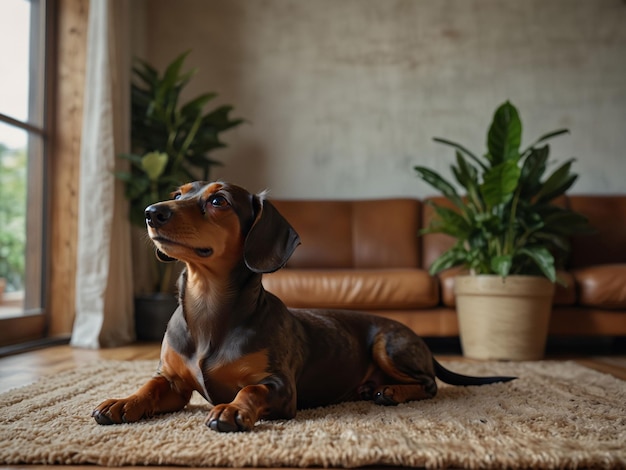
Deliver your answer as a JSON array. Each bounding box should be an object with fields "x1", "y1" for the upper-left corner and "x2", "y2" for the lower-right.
[
  {"x1": 573, "y1": 264, "x2": 626, "y2": 309},
  {"x1": 262, "y1": 269, "x2": 439, "y2": 310}
]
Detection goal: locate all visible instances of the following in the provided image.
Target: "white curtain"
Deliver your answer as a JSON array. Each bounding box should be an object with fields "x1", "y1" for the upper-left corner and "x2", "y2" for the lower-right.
[{"x1": 71, "y1": 0, "x2": 134, "y2": 348}]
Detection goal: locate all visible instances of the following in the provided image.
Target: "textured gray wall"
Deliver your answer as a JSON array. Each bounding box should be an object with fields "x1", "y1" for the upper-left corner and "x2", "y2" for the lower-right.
[{"x1": 136, "y1": 0, "x2": 626, "y2": 198}]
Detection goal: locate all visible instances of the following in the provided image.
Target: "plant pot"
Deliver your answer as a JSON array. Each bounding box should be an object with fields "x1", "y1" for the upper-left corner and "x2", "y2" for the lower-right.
[
  {"x1": 134, "y1": 293, "x2": 178, "y2": 341},
  {"x1": 454, "y1": 275, "x2": 555, "y2": 361},
  {"x1": 0, "y1": 277, "x2": 5, "y2": 303}
]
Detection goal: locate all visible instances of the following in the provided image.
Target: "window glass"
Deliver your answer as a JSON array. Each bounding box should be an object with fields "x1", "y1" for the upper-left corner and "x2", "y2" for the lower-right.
[
  {"x1": 0, "y1": 0, "x2": 46, "y2": 325},
  {"x1": 0, "y1": 124, "x2": 27, "y2": 318},
  {"x1": 0, "y1": 0, "x2": 31, "y2": 122}
]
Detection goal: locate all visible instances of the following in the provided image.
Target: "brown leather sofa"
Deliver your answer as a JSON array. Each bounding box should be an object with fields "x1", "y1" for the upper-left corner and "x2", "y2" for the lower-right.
[{"x1": 262, "y1": 195, "x2": 626, "y2": 337}]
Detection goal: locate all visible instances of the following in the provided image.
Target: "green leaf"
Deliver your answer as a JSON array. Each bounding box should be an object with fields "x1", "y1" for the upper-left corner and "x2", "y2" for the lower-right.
[
  {"x1": 114, "y1": 171, "x2": 133, "y2": 182},
  {"x1": 433, "y1": 137, "x2": 488, "y2": 171},
  {"x1": 487, "y1": 101, "x2": 522, "y2": 164},
  {"x1": 414, "y1": 167, "x2": 463, "y2": 208},
  {"x1": 161, "y1": 50, "x2": 192, "y2": 92},
  {"x1": 521, "y1": 128, "x2": 569, "y2": 156},
  {"x1": 519, "y1": 145, "x2": 549, "y2": 198},
  {"x1": 424, "y1": 203, "x2": 472, "y2": 238},
  {"x1": 132, "y1": 59, "x2": 158, "y2": 87},
  {"x1": 202, "y1": 105, "x2": 242, "y2": 129},
  {"x1": 535, "y1": 159, "x2": 578, "y2": 203},
  {"x1": 480, "y1": 160, "x2": 521, "y2": 207},
  {"x1": 518, "y1": 210, "x2": 544, "y2": 234},
  {"x1": 466, "y1": 246, "x2": 490, "y2": 274},
  {"x1": 531, "y1": 232, "x2": 570, "y2": 256},
  {"x1": 125, "y1": 177, "x2": 150, "y2": 200},
  {"x1": 428, "y1": 245, "x2": 467, "y2": 275},
  {"x1": 153, "y1": 52, "x2": 193, "y2": 120},
  {"x1": 118, "y1": 153, "x2": 144, "y2": 165},
  {"x1": 181, "y1": 93, "x2": 217, "y2": 118},
  {"x1": 491, "y1": 255, "x2": 513, "y2": 277},
  {"x1": 176, "y1": 68, "x2": 197, "y2": 90},
  {"x1": 184, "y1": 153, "x2": 225, "y2": 169},
  {"x1": 451, "y1": 151, "x2": 477, "y2": 189},
  {"x1": 541, "y1": 208, "x2": 593, "y2": 236},
  {"x1": 452, "y1": 151, "x2": 483, "y2": 210},
  {"x1": 141, "y1": 152, "x2": 169, "y2": 181},
  {"x1": 517, "y1": 246, "x2": 556, "y2": 282}
]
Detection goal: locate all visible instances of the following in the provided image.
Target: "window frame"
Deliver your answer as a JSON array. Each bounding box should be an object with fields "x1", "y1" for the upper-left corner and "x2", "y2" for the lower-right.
[{"x1": 0, "y1": 0, "x2": 54, "y2": 347}]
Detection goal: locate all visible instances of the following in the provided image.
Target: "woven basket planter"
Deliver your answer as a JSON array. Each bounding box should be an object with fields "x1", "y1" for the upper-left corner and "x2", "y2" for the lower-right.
[{"x1": 454, "y1": 275, "x2": 555, "y2": 361}]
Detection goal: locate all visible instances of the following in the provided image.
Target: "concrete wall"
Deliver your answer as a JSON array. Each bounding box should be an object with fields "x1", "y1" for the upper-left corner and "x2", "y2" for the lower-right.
[{"x1": 136, "y1": 0, "x2": 626, "y2": 199}]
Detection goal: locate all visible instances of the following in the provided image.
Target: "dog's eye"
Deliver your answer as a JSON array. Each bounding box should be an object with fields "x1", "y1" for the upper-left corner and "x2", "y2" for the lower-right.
[
  {"x1": 209, "y1": 195, "x2": 229, "y2": 208},
  {"x1": 173, "y1": 192, "x2": 182, "y2": 200}
]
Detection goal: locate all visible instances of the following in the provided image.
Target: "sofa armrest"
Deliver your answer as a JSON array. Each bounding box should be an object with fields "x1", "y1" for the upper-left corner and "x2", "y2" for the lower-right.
[{"x1": 573, "y1": 264, "x2": 626, "y2": 309}]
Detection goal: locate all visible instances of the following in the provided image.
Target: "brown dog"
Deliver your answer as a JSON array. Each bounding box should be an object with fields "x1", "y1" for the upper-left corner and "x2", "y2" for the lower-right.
[{"x1": 92, "y1": 181, "x2": 514, "y2": 432}]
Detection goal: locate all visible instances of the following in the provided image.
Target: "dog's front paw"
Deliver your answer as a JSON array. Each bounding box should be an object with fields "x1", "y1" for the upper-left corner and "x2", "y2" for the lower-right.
[
  {"x1": 206, "y1": 404, "x2": 256, "y2": 432},
  {"x1": 374, "y1": 386, "x2": 399, "y2": 406},
  {"x1": 92, "y1": 397, "x2": 147, "y2": 425}
]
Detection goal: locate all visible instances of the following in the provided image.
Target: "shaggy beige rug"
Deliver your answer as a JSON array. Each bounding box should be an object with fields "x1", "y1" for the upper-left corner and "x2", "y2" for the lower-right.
[{"x1": 0, "y1": 360, "x2": 624, "y2": 469}]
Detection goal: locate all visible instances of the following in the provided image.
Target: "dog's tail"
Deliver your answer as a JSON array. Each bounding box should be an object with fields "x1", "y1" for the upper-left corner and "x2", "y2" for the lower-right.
[{"x1": 433, "y1": 358, "x2": 516, "y2": 386}]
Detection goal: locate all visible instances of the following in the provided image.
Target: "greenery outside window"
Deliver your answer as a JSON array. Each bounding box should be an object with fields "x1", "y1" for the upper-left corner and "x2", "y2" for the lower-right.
[{"x1": 0, "y1": 0, "x2": 49, "y2": 345}]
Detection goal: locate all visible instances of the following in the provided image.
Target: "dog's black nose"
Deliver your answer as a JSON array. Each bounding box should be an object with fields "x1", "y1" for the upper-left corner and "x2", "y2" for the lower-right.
[{"x1": 145, "y1": 204, "x2": 172, "y2": 228}]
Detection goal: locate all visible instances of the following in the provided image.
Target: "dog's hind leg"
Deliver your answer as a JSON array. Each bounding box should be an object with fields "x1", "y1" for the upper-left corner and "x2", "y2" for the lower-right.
[{"x1": 369, "y1": 327, "x2": 438, "y2": 406}]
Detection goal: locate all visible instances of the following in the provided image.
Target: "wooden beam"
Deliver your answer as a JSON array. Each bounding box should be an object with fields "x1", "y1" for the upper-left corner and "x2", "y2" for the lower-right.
[{"x1": 48, "y1": 0, "x2": 89, "y2": 336}]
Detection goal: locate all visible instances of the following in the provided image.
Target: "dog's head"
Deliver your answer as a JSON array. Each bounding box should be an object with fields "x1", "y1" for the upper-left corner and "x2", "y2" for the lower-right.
[{"x1": 145, "y1": 181, "x2": 300, "y2": 274}]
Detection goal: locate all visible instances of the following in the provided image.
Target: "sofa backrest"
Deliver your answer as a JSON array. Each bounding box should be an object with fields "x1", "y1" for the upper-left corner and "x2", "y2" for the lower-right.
[
  {"x1": 420, "y1": 196, "x2": 456, "y2": 272},
  {"x1": 568, "y1": 195, "x2": 626, "y2": 267},
  {"x1": 270, "y1": 195, "x2": 626, "y2": 272},
  {"x1": 270, "y1": 199, "x2": 422, "y2": 269}
]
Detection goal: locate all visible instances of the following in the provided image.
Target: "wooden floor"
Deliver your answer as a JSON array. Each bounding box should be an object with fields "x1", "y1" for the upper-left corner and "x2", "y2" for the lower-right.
[
  {"x1": 0, "y1": 343, "x2": 160, "y2": 394},
  {"x1": 1, "y1": 342, "x2": 625, "y2": 395}
]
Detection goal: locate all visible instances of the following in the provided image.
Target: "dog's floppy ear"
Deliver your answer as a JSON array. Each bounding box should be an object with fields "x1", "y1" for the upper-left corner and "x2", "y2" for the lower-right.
[{"x1": 244, "y1": 197, "x2": 300, "y2": 273}]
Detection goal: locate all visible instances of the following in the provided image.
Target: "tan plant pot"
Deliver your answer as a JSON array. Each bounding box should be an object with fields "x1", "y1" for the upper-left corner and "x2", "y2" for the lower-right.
[
  {"x1": 0, "y1": 277, "x2": 5, "y2": 303},
  {"x1": 454, "y1": 275, "x2": 555, "y2": 361}
]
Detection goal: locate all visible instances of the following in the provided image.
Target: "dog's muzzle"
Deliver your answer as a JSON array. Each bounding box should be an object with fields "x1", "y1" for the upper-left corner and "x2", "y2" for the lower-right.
[{"x1": 145, "y1": 204, "x2": 172, "y2": 229}]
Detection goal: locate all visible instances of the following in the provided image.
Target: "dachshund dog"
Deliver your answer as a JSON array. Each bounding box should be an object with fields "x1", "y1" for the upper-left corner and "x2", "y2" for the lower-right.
[{"x1": 92, "y1": 181, "x2": 515, "y2": 432}]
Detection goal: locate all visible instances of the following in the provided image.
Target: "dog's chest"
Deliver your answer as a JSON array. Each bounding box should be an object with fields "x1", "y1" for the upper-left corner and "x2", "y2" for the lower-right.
[{"x1": 201, "y1": 349, "x2": 271, "y2": 403}]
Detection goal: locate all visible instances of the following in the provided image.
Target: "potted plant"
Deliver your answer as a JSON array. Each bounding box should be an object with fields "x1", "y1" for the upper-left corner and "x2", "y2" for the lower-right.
[
  {"x1": 414, "y1": 101, "x2": 591, "y2": 360},
  {"x1": 116, "y1": 51, "x2": 243, "y2": 340}
]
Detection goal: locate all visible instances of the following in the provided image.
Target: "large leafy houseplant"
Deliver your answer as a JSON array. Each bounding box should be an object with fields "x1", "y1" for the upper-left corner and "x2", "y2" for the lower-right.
[
  {"x1": 117, "y1": 51, "x2": 243, "y2": 293},
  {"x1": 414, "y1": 101, "x2": 590, "y2": 283}
]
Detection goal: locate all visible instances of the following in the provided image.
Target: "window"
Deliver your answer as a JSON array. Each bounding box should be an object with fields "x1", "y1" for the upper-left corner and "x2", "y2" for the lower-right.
[{"x1": 0, "y1": 0, "x2": 49, "y2": 345}]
